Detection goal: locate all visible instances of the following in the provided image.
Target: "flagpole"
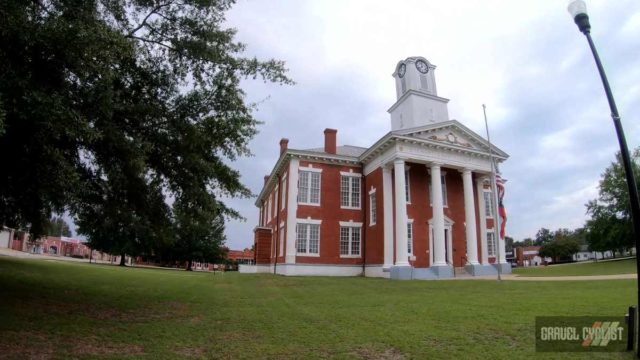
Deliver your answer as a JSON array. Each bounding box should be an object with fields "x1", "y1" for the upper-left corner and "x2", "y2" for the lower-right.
[{"x1": 483, "y1": 104, "x2": 502, "y2": 281}]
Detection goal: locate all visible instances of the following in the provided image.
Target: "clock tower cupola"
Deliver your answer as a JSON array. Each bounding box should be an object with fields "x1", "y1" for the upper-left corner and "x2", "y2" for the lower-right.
[{"x1": 388, "y1": 56, "x2": 450, "y2": 130}]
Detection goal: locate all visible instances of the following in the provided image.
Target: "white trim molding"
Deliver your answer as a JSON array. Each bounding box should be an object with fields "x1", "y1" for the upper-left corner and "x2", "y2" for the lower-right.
[
  {"x1": 339, "y1": 170, "x2": 362, "y2": 177},
  {"x1": 299, "y1": 165, "x2": 323, "y2": 173},
  {"x1": 339, "y1": 220, "x2": 363, "y2": 227},
  {"x1": 285, "y1": 159, "x2": 300, "y2": 263},
  {"x1": 295, "y1": 218, "x2": 322, "y2": 257}
]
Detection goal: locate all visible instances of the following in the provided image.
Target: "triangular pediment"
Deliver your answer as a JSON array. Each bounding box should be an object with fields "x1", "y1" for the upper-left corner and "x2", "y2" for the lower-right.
[
  {"x1": 393, "y1": 120, "x2": 508, "y2": 158},
  {"x1": 428, "y1": 215, "x2": 454, "y2": 225}
]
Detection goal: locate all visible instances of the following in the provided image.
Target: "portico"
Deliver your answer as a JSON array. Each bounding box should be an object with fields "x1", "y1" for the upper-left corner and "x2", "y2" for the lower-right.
[{"x1": 373, "y1": 137, "x2": 505, "y2": 279}]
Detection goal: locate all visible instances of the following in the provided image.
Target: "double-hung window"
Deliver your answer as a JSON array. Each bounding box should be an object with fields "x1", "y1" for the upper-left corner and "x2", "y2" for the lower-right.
[
  {"x1": 298, "y1": 169, "x2": 321, "y2": 205},
  {"x1": 487, "y1": 231, "x2": 496, "y2": 257},
  {"x1": 407, "y1": 221, "x2": 414, "y2": 255},
  {"x1": 340, "y1": 172, "x2": 361, "y2": 209},
  {"x1": 405, "y1": 169, "x2": 411, "y2": 203},
  {"x1": 429, "y1": 174, "x2": 448, "y2": 207},
  {"x1": 281, "y1": 176, "x2": 287, "y2": 210},
  {"x1": 266, "y1": 196, "x2": 272, "y2": 222},
  {"x1": 369, "y1": 190, "x2": 377, "y2": 225},
  {"x1": 484, "y1": 190, "x2": 494, "y2": 218},
  {"x1": 296, "y1": 220, "x2": 320, "y2": 255},
  {"x1": 278, "y1": 224, "x2": 285, "y2": 257},
  {"x1": 339, "y1": 222, "x2": 362, "y2": 257}
]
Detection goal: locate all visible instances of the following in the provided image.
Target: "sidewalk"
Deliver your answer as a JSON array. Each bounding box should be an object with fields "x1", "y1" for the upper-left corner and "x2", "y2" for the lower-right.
[
  {"x1": 449, "y1": 273, "x2": 637, "y2": 281},
  {"x1": 0, "y1": 247, "x2": 116, "y2": 265},
  {"x1": 502, "y1": 273, "x2": 636, "y2": 281}
]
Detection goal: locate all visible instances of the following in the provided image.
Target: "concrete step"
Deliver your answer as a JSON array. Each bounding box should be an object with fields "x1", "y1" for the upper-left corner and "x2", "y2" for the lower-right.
[{"x1": 454, "y1": 266, "x2": 470, "y2": 277}]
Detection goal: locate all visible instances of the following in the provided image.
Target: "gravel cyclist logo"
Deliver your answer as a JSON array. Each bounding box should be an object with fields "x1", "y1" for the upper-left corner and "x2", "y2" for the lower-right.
[{"x1": 536, "y1": 317, "x2": 627, "y2": 352}]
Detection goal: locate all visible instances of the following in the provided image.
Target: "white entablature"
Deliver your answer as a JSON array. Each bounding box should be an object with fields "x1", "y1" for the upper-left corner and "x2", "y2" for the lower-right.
[{"x1": 361, "y1": 120, "x2": 508, "y2": 175}]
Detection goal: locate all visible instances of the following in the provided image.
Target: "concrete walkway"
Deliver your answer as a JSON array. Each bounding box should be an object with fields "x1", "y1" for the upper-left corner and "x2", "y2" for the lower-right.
[
  {"x1": 0, "y1": 247, "x2": 116, "y2": 265},
  {"x1": 503, "y1": 273, "x2": 636, "y2": 281},
  {"x1": 447, "y1": 273, "x2": 637, "y2": 281}
]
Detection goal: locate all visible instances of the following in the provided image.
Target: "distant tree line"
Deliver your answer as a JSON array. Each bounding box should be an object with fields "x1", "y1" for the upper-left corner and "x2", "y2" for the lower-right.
[{"x1": 509, "y1": 148, "x2": 640, "y2": 263}]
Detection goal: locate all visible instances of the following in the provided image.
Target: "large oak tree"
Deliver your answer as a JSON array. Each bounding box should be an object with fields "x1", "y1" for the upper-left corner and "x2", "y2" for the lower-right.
[{"x1": 0, "y1": 1, "x2": 291, "y2": 262}]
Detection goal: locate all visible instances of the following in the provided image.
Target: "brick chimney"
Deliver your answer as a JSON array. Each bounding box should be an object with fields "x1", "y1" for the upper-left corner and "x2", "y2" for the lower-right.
[
  {"x1": 264, "y1": 175, "x2": 270, "y2": 185},
  {"x1": 279, "y1": 138, "x2": 289, "y2": 155},
  {"x1": 324, "y1": 128, "x2": 337, "y2": 154}
]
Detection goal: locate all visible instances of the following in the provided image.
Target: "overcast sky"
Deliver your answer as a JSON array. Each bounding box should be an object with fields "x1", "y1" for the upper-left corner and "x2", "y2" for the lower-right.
[{"x1": 219, "y1": 0, "x2": 640, "y2": 250}]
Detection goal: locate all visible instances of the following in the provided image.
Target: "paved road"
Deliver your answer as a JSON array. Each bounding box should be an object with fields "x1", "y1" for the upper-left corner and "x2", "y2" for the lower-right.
[{"x1": 0, "y1": 247, "x2": 115, "y2": 265}]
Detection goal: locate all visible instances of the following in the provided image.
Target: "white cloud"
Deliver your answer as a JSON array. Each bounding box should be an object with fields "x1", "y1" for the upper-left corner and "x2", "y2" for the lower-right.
[{"x1": 222, "y1": 0, "x2": 640, "y2": 248}]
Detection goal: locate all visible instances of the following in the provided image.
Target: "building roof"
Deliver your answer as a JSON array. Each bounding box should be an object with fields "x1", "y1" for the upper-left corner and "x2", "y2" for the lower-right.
[
  {"x1": 303, "y1": 145, "x2": 367, "y2": 158},
  {"x1": 227, "y1": 248, "x2": 254, "y2": 260}
]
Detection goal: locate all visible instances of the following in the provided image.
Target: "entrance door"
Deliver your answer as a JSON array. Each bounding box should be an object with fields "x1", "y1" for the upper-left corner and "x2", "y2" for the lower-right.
[{"x1": 444, "y1": 229, "x2": 449, "y2": 265}]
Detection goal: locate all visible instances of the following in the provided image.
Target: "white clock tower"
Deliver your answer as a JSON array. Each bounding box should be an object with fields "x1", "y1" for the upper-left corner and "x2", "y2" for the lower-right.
[{"x1": 388, "y1": 56, "x2": 450, "y2": 130}]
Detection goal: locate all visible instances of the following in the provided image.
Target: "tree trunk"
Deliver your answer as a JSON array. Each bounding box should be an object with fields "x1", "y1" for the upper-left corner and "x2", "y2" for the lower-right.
[
  {"x1": 119, "y1": 253, "x2": 126, "y2": 266},
  {"x1": 186, "y1": 259, "x2": 193, "y2": 271}
]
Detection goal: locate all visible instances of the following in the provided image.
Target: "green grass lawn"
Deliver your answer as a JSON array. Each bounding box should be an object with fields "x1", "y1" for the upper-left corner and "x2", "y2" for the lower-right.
[
  {"x1": 0, "y1": 257, "x2": 637, "y2": 359},
  {"x1": 513, "y1": 258, "x2": 637, "y2": 277}
]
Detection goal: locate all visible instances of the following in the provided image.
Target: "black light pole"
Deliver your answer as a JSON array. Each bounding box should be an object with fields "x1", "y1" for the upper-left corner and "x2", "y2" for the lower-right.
[{"x1": 568, "y1": 0, "x2": 640, "y2": 354}]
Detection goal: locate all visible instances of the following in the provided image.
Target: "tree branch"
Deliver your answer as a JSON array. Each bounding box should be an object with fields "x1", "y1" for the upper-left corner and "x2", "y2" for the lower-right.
[
  {"x1": 127, "y1": 2, "x2": 174, "y2": 37},
  {"x1": 127, "y1": 35, "x2": 176, "y2": 52}
]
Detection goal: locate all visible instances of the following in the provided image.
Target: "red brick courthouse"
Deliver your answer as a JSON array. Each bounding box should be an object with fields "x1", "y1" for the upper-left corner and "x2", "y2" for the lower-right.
[{"x1": 246, "y1": 57, "x2": 510, "y2": 279}]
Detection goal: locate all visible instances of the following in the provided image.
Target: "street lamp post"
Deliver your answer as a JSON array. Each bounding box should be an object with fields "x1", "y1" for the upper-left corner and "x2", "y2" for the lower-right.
[{"x1": 568, "y1": 0, "x2": 640, "y2": 354}]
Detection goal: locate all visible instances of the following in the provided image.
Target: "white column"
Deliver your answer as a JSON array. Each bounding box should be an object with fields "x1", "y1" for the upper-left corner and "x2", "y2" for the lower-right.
[
  {"x1": 285, "y1": 158, "x2": 299, "y2": 264},
  {"x1": 461, "y1": 169, "x2": 479, "y2": 265},
  {"x1": 382, "y1": 166, "x2": 394, "y2": 269},
  {"x1": 393, "y1": 159, "x2": 410, "y2": 266},
  {"x1": 476, "y1": 177, "x2": 488, "y2": 264},
  {"x1": 430, "y1": 163, "x2": 447, "y2": 266}
]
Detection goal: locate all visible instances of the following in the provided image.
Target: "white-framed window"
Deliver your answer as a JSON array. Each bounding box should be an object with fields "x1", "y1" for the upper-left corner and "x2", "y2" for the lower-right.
[
  {"x1": 340, "y1": 172, "x2": 361, "y2": 209},
  {"x1": 274, "y1": 185, "x2": 279, "y2": 213},
  {"x1": 296, "y1": 219, "x2": 321, "y2": 256},
  {"x1": 271, "y1": 230, "x2": 276, "y2": 257},
  {"x1": 266, "y1": 196, "x2": 272, "y2": 222},
  {"x1": 429, "y1": 174, "x2": 448, "y2": 207},
  {"x1": 279, "y1": 223, "x2": 285, "y2": 257},
  {"x1": 369, "y1": 189, "x2": 377, "y2": 226},
  {"x1": 407, "y1": 220, "x2": 414, "y2": 255},
  {"x1": 483, "y1": 190, "x2": 493, "y2": 218},
  {"x1": 405, "y1": 169, "x2": 411, "y2": 203},
  {"x1": 487, "y1": 231, "x2": 496, "y2": 257},
  {"x1": 281, "y1": 175, "x2": 287, "y2": 210},
  {"x1": 339, "y1": 221, "x2": 362, "y2": 257},
  {"x1": 260, "y1": 206, "x2": 264, "y2": 226},
  {"x1": 298, "y1": 168, "x2": 321, "y2": 205}
]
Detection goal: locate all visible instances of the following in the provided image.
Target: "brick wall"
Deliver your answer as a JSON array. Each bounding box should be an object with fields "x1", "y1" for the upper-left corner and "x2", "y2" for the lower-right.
[
  {"x1": 254, "y1": 227, "x2": 273, "y2": 265},
  {"x1": 295, "y1": 161, "x2": 364, "y2": 265}
]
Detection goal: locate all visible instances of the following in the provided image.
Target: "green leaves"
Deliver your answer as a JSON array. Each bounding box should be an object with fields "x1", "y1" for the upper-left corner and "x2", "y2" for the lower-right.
[
  {"x1": 584, "y1": 149, "x2": 640, "y2": 253},
  {"x1": 0, "y1": 1, "x2": 291, "y2": 258}
]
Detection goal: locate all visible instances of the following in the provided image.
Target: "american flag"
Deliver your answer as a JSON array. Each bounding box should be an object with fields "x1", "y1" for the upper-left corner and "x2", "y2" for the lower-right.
[{"x1": 496, "y1": 174, "x2": 507, "y2": 239}]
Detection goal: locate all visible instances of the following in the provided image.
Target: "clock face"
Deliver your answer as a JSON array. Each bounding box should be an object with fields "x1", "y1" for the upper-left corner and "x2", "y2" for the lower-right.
[
  {"x1": 397, "y1": 63, "x2": 406, "y2": 78},
  {"x1": 415, "y1": 60, "x2": 429, "y2": 74}
]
